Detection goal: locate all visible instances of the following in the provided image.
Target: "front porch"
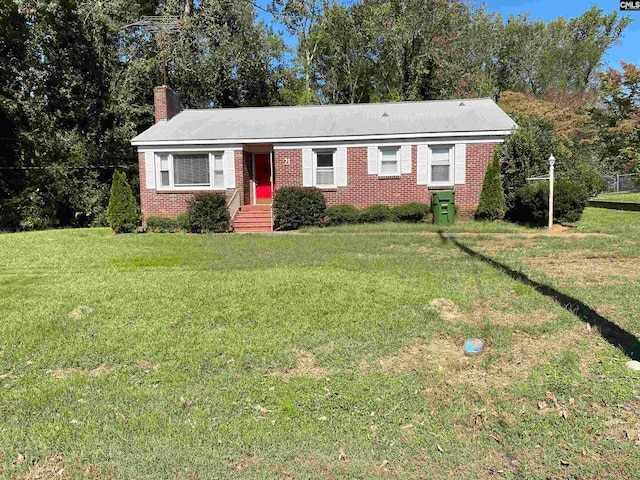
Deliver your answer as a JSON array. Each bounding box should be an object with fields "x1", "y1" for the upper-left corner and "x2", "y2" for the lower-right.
[{"x1": 232, "y1": 144, "x2": 275, "y2": 232}]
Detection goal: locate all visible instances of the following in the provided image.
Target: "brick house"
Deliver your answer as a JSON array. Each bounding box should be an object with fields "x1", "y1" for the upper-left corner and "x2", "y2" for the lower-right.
[{"x1": 131, "y1": 85, "x2": 516, "y2": 231}]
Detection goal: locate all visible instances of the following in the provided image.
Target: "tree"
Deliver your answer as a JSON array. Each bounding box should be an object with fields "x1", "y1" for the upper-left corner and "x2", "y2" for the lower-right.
[
  {"x1": 476, "y1": 151, "x2": 506, "y2": 220},
  {"x1": 591, "y1": 62, "x2": 640, "y2": 174},
  {"x1": 106, "y1": 171, "x2": 139, "y2": 233}
]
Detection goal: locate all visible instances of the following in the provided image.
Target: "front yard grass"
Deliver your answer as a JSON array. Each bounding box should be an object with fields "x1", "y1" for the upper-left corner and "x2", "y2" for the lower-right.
[{"x1": 0, "y1": 209, "x2": 639, "y2": 479}]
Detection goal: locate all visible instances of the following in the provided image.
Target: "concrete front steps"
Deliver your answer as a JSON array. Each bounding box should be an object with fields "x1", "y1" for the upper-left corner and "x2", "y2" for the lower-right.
[{"x1": 233, "y1": 205, "x2": 273, "y2": 233}]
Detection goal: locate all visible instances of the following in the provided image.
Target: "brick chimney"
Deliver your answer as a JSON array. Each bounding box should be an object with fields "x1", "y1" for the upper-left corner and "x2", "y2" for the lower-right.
[{"x1": 153, "y1": 85, "x2": 181, "y2": 123}]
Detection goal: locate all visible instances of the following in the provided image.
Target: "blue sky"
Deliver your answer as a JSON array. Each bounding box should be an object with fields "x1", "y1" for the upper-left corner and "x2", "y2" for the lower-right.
[
  {"x1": 485, "y1": 0, "x2": 639, "y2": 68},
  {"x1": 256, "y1": 0, "x2": 639, "y2": 70}
]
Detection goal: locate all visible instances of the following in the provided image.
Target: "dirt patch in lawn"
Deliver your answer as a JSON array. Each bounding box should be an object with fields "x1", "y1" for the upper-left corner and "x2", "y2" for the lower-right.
[
  {"x1": 374, "y1": 325, "x2": 600, "y2": 388},
  {"x1": 136, "y1": 359, "x2": 158, "y2": 371},
  {"x1": 269, "y1": 347, "x2": 332, "y2": 379},
  {"x1": 230, "y1": 452, "x2": 263, "y2": 475},
  {"x1": 379, "y1": 336, "x2": 466, "y2": 375},
  {"x1": 46, "y1": 364, "x2": 113, "y2": 379},
  {"x1": 428, "y1": 298, "x2": 560, "y2": 327},
  {"x1": 68, "y1": 306, "x2": 94, "y2": 320},
  {"x1": 9, "y1": 453, "x2": 117, "y2": 480},
  {"x1": 524, "y1": 251, "x2": 640, "y2": 286},
  {"x1": 475, "y1": 237, "x2": 539, "y2": 252}
]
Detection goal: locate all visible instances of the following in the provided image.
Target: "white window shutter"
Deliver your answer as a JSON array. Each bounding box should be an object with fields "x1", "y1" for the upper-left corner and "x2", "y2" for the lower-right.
[
  {"x1": 145, "y1": 152, "x2": 156, "y2": 189},
  {"x1": 416, "y1": 145, "x2": 428, "y2": 185},
  {"x1": 336, "y1": 147, "x2": 347, "y2": 187},
  {"x1": 454, "y1": 143, "x2": 466, "y2": 185},
  {"x1": 401, "y1": 145, "x2": 412, "y2": 174},
  {"x1": 367, "y1": 146, "x2": 378, "y2": 175},
  {"x1": 224, "y1": 150, "x2": 236, "y2": 188},
  {"x1": 302, "y1": 148, "x2": 313, "y2": 186}
]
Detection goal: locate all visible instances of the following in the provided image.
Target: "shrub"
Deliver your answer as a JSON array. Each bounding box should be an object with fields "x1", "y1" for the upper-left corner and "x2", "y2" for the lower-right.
[
  {"x1": 325, "y1": 204, "x2": 360, "y2": 226},
  {"x1": 273, "y1": 187, "x2": 326, "y2": 230},
  {"x1": 391, "y1": 202, "x2": 430, "y2": 222},
  {"x1": 106, "y1": 171, "x2": 140, "y2": 233},
  {"x1": 571, "y1": 163, "x2": 607, "y2": 197},
  {"x1": 184, "y1": 192, "x2": 229, "y2": 233},
  {"x1": 146, "y1": 216, "x2": 179, "y2": 233},
  {"x1": 359, "y1": 203, "x2": 392, "y2": 223},
  {"x1": 176, "y1": 213, "x2": 189, "y2": 231},
  {"x1": 476, "y1": 151, "x2": 506, "y2": 220},
  {"x1": 511, "y1": 179, "x2": 589, "y2": 227}
]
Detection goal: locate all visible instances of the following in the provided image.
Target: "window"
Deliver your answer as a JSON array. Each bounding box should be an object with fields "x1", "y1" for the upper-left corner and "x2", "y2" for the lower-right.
[
  {"x1": 213, "y1": 153, "x2": 225, "y2": 188},
  {"x1": 159, "y1": 154, "x2": 170, "y2": 187},
  {"x1": 429, "y1": 146, "x2": 453, "y2": 185},
  {"x1": 174, "y1": 154, "x2": 210, "y2": 186},
  {"x1": 379, "y1": 147, "x2": 400, "y2": 176},
  {"x1": 156, "y1": 152, "x2": 225, "y2": 189},
  {"x1": 315, "y1": 150, "x2": 335, "y2": 187}
]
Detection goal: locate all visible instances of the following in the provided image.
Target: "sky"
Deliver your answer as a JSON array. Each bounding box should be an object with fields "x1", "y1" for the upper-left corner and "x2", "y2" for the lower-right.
[
  {"x1": 485, "y1": 0, "x2": 639, "y2": 68},
  {"x1": 255, "y1": 0, "x2": 639, "y2": 70}
]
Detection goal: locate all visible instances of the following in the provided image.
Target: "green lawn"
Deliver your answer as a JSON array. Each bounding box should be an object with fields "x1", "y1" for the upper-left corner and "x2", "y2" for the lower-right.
[
  {"x1": 1, "y1": 210, "x2": 639, "y2": 479},
  {"x1": 597, "y1": 191, "x2": 640, "y2": 202}
]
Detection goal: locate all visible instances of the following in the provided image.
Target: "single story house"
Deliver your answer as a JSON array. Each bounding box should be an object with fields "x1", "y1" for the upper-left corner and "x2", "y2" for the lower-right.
[{"x1": 131, "y1": 85, "x2": 517, "y2": 231}]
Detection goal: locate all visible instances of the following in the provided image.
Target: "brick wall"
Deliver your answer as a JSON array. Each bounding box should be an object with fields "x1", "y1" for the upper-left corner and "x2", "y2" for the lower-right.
[
  {"x1": 454, "y1": 143, "x2": 498, "y2": 218},
  {"x1": 138, "y1": 142, "x2": 498, "y2": 223},
  {"x1": 274, "y1": 143, "x2": 498, "y2": 216},
  {"x1": 138, "y1": 151, "x2": 241, "y2": 225}
]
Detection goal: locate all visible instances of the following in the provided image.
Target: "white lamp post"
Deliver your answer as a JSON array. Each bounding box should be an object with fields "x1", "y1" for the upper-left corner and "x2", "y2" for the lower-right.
[{"x1": 548, "y1": 154, "x2": 555, "y2": 230}]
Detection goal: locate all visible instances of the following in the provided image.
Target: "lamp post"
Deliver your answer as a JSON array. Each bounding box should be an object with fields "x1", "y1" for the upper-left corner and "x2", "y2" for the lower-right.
[{"x1": 548, "y1": 154, "x2": 555, "y2": 230}]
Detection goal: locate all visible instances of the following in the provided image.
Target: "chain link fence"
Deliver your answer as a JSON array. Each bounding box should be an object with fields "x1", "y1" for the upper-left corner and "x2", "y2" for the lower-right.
[{"x1": 603, "y1": 174, "x2": 640, "y2": 193}]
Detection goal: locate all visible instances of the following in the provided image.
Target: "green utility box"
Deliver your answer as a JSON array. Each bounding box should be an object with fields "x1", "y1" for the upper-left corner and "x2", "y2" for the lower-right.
[{"x1": 432, "y1": 190, "x2": 455, "y2": 225}]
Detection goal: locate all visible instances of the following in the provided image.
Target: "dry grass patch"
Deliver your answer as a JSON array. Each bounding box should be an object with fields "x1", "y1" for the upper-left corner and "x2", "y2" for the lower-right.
[
  {"x1": 269, "y1": 347, "x2": 332, "y2": 379},
  {"x1": 372, "y1": 325, "x2": 601, "y2": 389},
  {"x1": 378, "y1": 336, "x2": 467, "y2": 375},
  {"x1": 524, "y1": 251, "x2": 640, "y2": 286},
  {"x1": 8, "y1": 453, "x2": 117, "y2": 480},
  {"x1": 135, "y1": 359, "x2": 158, "y2": 371},
  {"x1": 428, "y1": 298, "x2": 560, "y2": 328},
  {"x1": 46, "y1": 364, "x2": 113, "y2": 379},
  {"x1": 68, "y1": 306, "x2": 94, "y2": 320}
]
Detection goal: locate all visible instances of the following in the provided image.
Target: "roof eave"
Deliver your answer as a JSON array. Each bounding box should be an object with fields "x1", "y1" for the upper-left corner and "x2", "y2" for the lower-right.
[{"x1": 130, "y1": 128, "x2": 516, "y2": 147}]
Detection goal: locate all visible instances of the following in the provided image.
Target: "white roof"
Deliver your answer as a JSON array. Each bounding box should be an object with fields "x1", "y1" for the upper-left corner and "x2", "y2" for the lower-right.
[{"x1": 131, "y1": 98, "x2": 516, "y2": 145}]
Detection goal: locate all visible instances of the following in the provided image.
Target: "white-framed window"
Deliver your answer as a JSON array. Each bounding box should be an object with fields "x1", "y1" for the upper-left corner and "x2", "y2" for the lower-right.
[
  {"x1": 378, "y1": 147, "x2": 400, "y2": 177},
  {"x1": 428, "y1": 145, "x2": 454, "y2": 186},
  {"x1": 156, "y1": 152, "x2": 225, "y2": 190},
  {"x1": 314, "y1": 149, "x2": 336, "y2": 188}
]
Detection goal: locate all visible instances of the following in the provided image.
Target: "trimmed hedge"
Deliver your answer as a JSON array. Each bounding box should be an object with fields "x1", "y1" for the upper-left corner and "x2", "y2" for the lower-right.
[
  {"x1": 146, "y1": 216, "x2": 179, "y2": 233},
  {"x1": 184, "y1": 192, "x2": 229, "y2": 233},
  {"x1": 106, "y1": 171, "x2": 140, "y2": 234},
  {"x1": 326, "y1": 204, "x2": 360, "y2": 226},
  {"x1": 511, "y1": 178, "x2": 589, "y2": 226},
  {"x1": 391, "y1": 202, "x2": 430, "y2": 222},
  {"x1": 358, "y1": 204, "x2": 392, "y2": 223},
  {"x1": 176, "y1": 213, "x2": 189, "y2": 232},
  {"x1": 273, "y1": 187, "x2": 326, "y2": 230},
  {"x1": 475, "y1": 151, "x2": 506, "y2": 220}
]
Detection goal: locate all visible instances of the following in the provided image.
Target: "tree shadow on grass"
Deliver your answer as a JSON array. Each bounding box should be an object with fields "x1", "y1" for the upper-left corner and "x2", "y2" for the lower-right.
[{"x1": 438, "y1": 232, "x2": 640, "y2": 361}]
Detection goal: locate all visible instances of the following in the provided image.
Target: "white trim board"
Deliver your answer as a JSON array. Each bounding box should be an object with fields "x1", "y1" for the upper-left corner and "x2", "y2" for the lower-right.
[
  {"x1": 132, "y1": 130, "x2": 514, "y2": 147},
  {"x1": 273, "y1": 138, "x2": 505, "y2": 150}
]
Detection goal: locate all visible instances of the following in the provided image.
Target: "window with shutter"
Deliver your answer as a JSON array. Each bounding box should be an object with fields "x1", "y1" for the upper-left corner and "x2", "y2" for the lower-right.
[
  {"x1": 428, "y1": 146, "x2": 454, "y2": 186},
  {"x1": 155, "y1": 151, "x2": 228, "y2": 190},
  {"x1": 213, "y1": 153, "x2": 225, "y2": 188},
  {"x1": 378, "y1": 147, "x2": 400, "y2": 177},
  {"x1": 314, "y1": 150, "x2": 336, "y2": 187}
]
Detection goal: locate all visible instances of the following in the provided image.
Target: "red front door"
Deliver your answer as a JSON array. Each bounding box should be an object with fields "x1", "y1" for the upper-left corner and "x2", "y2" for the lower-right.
[{"x1": 255, "y1": 153, "x2": 272, "y2": 203}]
